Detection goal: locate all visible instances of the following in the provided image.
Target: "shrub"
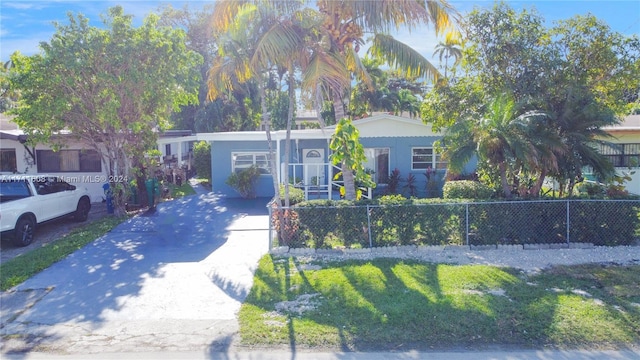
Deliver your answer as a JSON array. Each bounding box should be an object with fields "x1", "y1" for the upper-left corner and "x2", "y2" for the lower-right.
[
  {"x1": 443, "y1": 180, "x2": 493, "y2": 199},
  {"x1": 225, "y1": 165, "x2": 261, "y2": 199},
  {"x1": 386, "y1": 168, "x2": 402, "y2": 194},
  {"x1": 278, "y1": 185, "x2": 305, "y2": 205},
  {"x1": 193, "y1": 141, "x2": 211, "y2": 181}
]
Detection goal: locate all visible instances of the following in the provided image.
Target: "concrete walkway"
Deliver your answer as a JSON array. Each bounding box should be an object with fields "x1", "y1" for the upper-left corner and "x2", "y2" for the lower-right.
[{"x1": 1, "y1": 182, "x2": 270, "y2": 355}]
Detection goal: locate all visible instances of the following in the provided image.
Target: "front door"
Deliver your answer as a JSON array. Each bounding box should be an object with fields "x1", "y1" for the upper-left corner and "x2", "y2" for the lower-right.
[{"x1": 302, "y1": 149, "x2": 325, "y2": 186}]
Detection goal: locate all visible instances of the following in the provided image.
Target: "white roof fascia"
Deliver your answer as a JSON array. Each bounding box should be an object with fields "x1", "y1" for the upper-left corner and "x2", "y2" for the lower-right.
[
  {"x1": 195, "y1": 129, "x2": 330, "y2": 142},
  {"x1": 156, "y1": 135, "x2": 198, "y2": 145}
]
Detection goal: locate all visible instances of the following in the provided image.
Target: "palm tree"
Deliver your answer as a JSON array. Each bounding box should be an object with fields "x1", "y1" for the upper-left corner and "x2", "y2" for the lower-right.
[
  {"x1": 212, "y1": 0, "x2": 459, "y2": 200},
  {"x1": 444, "y1": 94, "x2": 547, "y2": 198},
  {"x1": 433, "y1": 30, "x2": 462, "y2": 79},
  {"x1": 395, "y1": 89, "x2": 420, "y2": 118}
]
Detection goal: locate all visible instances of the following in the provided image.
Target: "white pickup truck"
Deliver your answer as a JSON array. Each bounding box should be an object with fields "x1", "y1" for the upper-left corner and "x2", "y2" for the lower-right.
[{"x1": 0, "y1": 175, "x2": 92, "y2": 246}]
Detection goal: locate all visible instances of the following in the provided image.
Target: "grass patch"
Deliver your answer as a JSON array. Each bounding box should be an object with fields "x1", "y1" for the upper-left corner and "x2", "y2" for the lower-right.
[
  {"x1": 0, "y1": 216, "x2": 125, "y2": 291},
  {"x1": 240, "y1": 257, "x2": 640, "y2": 351},
  {"x1": 164, "y1": 182, "x2": 196, "y2": 198}
]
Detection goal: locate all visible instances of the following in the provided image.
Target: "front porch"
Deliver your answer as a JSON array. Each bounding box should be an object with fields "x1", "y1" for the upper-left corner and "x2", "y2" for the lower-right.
[{"x1": 281, "y1": 162, "x2": 372, "y2": 200}]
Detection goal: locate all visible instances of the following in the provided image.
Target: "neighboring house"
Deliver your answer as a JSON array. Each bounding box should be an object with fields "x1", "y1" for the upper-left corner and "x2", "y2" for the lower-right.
[
  {"x1": 0, "y1": 115, "x2": 197, "y2": 202},
  {"x1": 180, "y1": 114, "x2": 477, "y2": 199},
  {"x1": 599, "y1": 114, "x2": 640, "y2": 194},
  {"x1": 1, "y1": 114, "x2": 110, "y2": 202}
]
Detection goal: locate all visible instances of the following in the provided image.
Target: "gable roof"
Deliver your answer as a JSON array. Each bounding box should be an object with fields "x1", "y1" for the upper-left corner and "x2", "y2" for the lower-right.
[
  {"x1": 345, "y1": 113, "x2": 441, "y2": 138},
  {"x1": 196, "y1": 113, "x2": 441, "y2": 142}
]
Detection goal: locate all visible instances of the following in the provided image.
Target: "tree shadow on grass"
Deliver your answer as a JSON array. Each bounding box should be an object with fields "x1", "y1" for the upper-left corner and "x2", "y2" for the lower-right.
[{"x1": 241, "y1": 257, "x2": 640, "y2": 352}]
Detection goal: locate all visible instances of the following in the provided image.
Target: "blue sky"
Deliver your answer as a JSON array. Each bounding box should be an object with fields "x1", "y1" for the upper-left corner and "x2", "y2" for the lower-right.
[{"x1": 1, "y1": 0, "x2": 639, "y2": 65}]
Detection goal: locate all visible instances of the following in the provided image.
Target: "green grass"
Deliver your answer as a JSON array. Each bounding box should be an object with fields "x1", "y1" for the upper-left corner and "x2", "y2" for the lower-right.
[
  {"x1": 240, "y1": 257, "x2": 640, "y2": 351},
  {"x1": 164, "y1": 182, "x2": 196, "y2": 198},
  {"x1": 0, "y1": 216, "x2": 125, "y2": 291}
]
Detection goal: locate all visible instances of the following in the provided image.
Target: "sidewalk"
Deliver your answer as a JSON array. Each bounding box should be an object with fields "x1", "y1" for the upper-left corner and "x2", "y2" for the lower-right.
[{"x1": 3, "y1": 348, "x2": 639, "y2": 359}]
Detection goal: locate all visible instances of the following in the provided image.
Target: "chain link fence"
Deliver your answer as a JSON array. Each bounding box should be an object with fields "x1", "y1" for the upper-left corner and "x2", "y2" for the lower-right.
[{"x1": 268, "y1": 200, "x2": 640, "y2": 249}]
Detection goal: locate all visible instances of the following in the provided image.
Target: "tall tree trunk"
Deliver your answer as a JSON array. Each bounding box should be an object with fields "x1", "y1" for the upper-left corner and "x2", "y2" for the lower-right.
[
  {"x1": 342, "y1": 162, "x2": 357, "y2": 200},
  {"x1": 530, "y1": 168, "x2": 547, "y2": 198},
  {"x1": 283, "y1": 70, "x2": 295, "y2": 207},
  {"x1": 499, "y1": 162, "x2": 511, "y2": 198},
  {"x1": 333, "y1": 88, "x2": 357, "y2": 200},
  {"x1": 259, "y1": 83, "x2": 287, "y2": 244}
]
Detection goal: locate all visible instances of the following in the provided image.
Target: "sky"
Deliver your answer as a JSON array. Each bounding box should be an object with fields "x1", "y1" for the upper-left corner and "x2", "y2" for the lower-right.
[{"x1": 1, "y1": 0, "x2": 639, "y2": 66}]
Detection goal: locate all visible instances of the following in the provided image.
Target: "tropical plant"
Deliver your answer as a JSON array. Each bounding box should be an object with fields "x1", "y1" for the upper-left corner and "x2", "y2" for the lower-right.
[
  {"x1": 443, "y1": 94, "x2": 555, "y2": 198},
  {"x1": 210, "y1": 0, "x2": 460, "y2": 201},
  {"x1": 433, "y1": 30, "x2": 463, "y2": 79},
  {"x1": 226, "y1": 165, "x2": 262, "y2": 199},
  {"x1": 329, "y1": 118, "x2": 375, "y2": 200}
]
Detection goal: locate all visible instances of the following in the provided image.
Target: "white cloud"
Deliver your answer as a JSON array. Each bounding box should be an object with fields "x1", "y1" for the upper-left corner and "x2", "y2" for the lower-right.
[{"x1": 2, "y1": 2, "x2": 49, "y2": 10}]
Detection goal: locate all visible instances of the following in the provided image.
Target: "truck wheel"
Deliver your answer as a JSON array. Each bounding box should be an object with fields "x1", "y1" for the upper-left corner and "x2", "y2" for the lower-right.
[
  {"x1": 14, "y1": 216, "x2": 35, "y2": 247},
  {"x1": 74, "y1": 197, "x2": 91, "y2": 222}
]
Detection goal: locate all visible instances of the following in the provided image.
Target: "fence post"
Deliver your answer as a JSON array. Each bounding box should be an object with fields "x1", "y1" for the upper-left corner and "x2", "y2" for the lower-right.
[
  {"x1": 466, "y1": 203, "x2": 469, "y2": 246},
  {"x1": 566, "y1": 200, "x2": 570, "y2": 245},
  {"x1": 366, "y1": 205, "x2": 373, "y2": 248},
  {"x1": 268, "y1": 203, "x2": 273, "y2": 250}
]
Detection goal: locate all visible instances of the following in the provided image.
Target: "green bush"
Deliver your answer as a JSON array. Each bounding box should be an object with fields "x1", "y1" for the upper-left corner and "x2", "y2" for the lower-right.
[
  {"x1": 278, "y1": 185, "x2": 305, "y2": 205},
  {"x1": 226, "y1": 165, "x2": 261, "y2": 199},
  {"x1": 193, "y1": 141, "x2": 211, "y2": 181},
  {"x1": 443, "y1": 180, "x2": 493, "y2": 199}
]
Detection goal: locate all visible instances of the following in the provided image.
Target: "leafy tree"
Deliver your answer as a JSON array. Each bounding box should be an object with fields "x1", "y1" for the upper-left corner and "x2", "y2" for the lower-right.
[
  {"x1": 329, "y1": 118, "x2": 375, "y2": 200},
  {"x1": 8, "y1": 6, "x2": 202, "y2": 215},
  {"x1": 193, "y1": 140, "x2": 211, "y2": 181},
  {"x1": 423, "y1": 3, "x2": 639, "y2": 197},
  {"x1": 0, "y1": 60, "x2": 17, "y2": 112}
]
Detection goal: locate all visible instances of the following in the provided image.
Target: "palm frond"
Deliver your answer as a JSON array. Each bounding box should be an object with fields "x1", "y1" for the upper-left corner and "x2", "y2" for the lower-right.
[
  {"x1": 212, "y1": 0, "x2": 251, "y2": 33},
  {"x1": 369, "y1": 34, "x2": 440, "y2": 81},
  {"x1": 344, "y1": 44, "x2": 372, "y2": 89},
  {"x1": 251, "y1": 21, "x2": 303, "y2": 70},
  {"x1": 301, "y1": 50, "x2": 350, "y2": 97}
]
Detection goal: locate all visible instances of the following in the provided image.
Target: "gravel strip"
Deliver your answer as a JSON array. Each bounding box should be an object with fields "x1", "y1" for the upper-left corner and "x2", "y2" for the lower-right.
[{"x1": 278, "y1": 245, "x2": 640, "y2": 272}]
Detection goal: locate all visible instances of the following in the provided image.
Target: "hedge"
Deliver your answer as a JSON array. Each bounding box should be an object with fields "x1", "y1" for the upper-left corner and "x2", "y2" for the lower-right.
[{"x1": 271, "y1": 198, "x2": 640, "y2": 249}]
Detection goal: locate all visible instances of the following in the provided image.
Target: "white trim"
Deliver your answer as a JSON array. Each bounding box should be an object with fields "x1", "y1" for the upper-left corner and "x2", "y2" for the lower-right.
[
  {"x1": 231, "y1": 151, "x2": 270, "y2": 175},
  {"x1": 364, "y1": 147, "x2": 390, "y2": 184},
  {"x1": 411, "y1": 147, "x2": 446, "y2": 171}
]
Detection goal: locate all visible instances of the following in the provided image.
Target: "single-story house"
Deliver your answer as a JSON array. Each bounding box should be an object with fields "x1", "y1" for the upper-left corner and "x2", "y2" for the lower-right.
[
  {"x1": 0, "y1": 114, "x2": 109, "y2": 202},
  {"x1": 1, "y1": 114, "x2": 196, "y2": 202},
  {"x1": 191, "y1": 114, "x2": 476, "y2": 199}
]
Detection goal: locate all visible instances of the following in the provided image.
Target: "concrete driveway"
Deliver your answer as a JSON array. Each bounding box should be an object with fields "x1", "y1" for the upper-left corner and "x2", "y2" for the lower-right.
[{"x1": 1, "y1": 190, "x2": 270, "y2": 356}]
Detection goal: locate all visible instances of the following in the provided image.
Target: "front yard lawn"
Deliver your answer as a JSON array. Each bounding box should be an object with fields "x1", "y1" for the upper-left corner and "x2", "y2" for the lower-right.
[{"x1": 240, "y1": 256, "x2": 640, "y2": 351}]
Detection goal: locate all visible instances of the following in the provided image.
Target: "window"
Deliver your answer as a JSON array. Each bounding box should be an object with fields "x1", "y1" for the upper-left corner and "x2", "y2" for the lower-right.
[
  {"x1": 0, "y1": 149, "x2": 17, "y2": 172},
  {"x1": 34, "y1": 176, "x2": 71, "y2": 195},
  {"x1": 231, "y1": 152, "x2": 270, "y2": 174},
  {"x1": 36, "y1": 150, "x2": 102, "y2": 172},
  {"x1": 165, "y1": 144, "x2": 171, "y2": 156},
  {"x1": 364, "y1": 148, "x2": 389, "y2": 184},
  {"x1": 412, "y1": 147, "x2": 446, "y2": 171},
  {"x1": 599, "y1": 143, "x2": 640, "y2": 168}
]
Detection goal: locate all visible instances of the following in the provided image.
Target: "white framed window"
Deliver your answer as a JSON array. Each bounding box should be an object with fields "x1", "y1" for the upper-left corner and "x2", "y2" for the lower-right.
[
  {"x1": 36, "y1": 149, "x2": 102, "y2": 172},
  {"x1": 364, "y1": 148, "x2": 390, "y2": 184},
  {"x1": 231, "y1": 152, "x2": 270, "y2": 174},
  {"x1": 411, "y1": 147, "x2": 446, "y2": 171}
]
